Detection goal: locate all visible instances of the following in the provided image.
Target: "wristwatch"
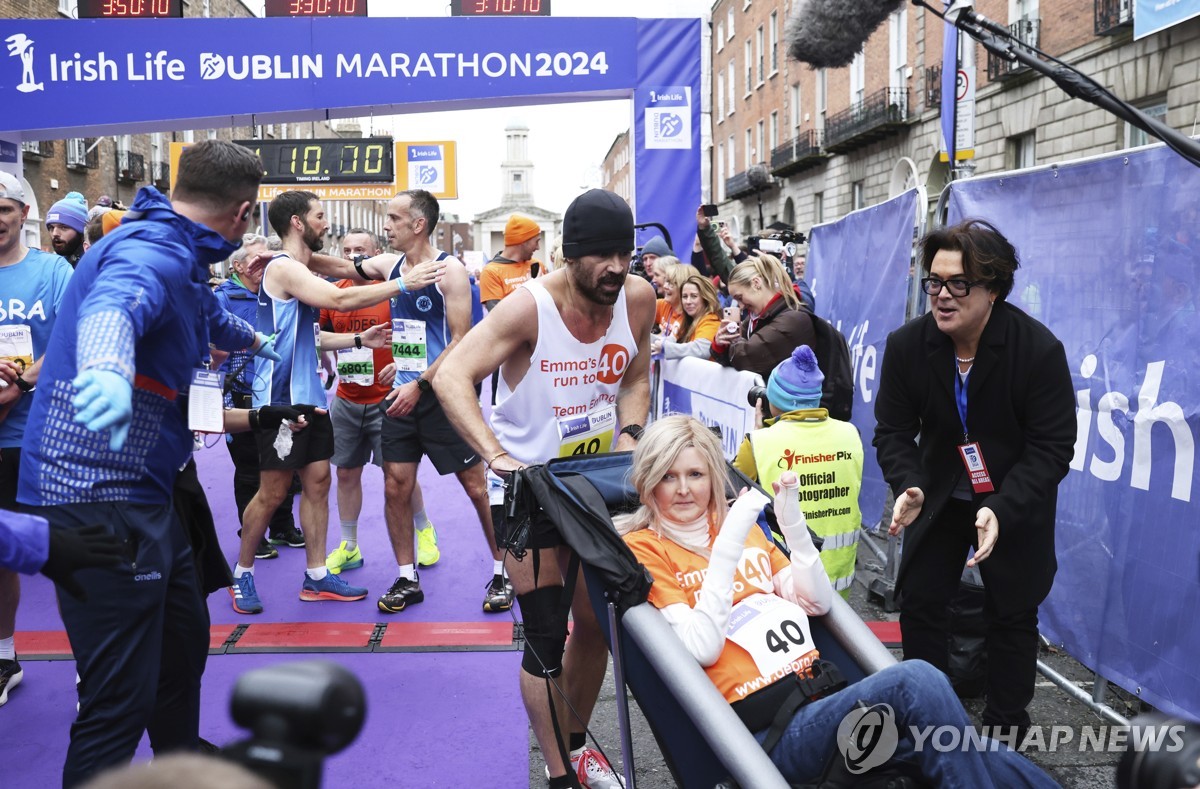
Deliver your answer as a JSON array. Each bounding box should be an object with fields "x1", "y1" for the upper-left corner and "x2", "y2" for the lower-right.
[
  {"x1": 353, "y1": 333, "x2": 363, "y2": 349},
  {"x1": 416, "y1": 377, "x2": 432, "y2": 393},
  {"x1": 14, "y1": 376, "x2": 34, "y2": 394},
  {"x1": 619, "y1": 424, "x2": 644, "y2": 441}
]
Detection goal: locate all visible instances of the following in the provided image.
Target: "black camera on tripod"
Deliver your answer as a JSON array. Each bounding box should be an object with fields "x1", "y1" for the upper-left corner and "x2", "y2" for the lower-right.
[
  {"x1": 221, "y1": 660, "x2": 366, "y2": 789},
  {"x1": 745, "y1": 229, "x2": 807, "y2": 260}
]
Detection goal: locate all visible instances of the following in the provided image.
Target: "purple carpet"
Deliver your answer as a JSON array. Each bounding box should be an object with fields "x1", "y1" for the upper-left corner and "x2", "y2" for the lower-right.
[{"x1": 8, "y1": 397, "x2": 533, "y2": 787}]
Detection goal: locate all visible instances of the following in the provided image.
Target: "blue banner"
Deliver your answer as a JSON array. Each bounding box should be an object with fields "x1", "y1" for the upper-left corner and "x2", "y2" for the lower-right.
[
  {"x1": 1135, "y1": 0, "x2": 1200, "y2": 39},
  {"x1": 947, "y1": 145, "x2": 1200, "y2": 718},
  {"x1": 0, "y1": 17, "x2": 640, "y2": 138},
  {"x1": 806, "y1": 189, "x2": 919, "y2": 526},
  {"x1": 632, "y1": 18, "x2": 702, "y2": 269}
]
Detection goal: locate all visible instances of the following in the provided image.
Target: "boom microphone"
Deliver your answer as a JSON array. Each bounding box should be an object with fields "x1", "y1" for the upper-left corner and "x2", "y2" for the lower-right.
[{"x1": 785, "y1": 0, "x2": 906, "y2": 69}]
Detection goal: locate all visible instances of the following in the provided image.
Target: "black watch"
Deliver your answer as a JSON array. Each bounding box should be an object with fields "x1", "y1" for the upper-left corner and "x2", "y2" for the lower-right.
[
  {"x1": 14, "y1": 376, "x2": 34, "y2": 394},
  {"x1": 416, "y1": 377, "x2": 432, "y2": 393},
  {"x1": 619, "y1": 424, "x2": 644, "y2": 441},
  {"x1": 353, "y1": 333, "x2": 363, "y2": 349}
]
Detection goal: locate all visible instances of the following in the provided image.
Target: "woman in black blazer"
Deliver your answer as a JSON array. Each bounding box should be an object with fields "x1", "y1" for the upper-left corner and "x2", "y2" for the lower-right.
[{"x1": 873, "y1": 219, "x2": 1076, "y2": 737}]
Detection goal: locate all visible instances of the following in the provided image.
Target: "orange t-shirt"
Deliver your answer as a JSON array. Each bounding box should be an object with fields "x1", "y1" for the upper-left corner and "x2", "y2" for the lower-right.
[
  {"x1": 683, "y1": 311, "x2": 721, "y2": 344},
  {"x1": 655, "y1": 299, "x2": 684, "y2": 340},
  {"x1": 480, "y1": 258, "x2": 535, "y2": 303},
  {"x1": 624, "y1": 526, "x2": 819, "y2": 704},
  {"x1": 318, "y1": 279, "x2": 392, "y2": 405}
]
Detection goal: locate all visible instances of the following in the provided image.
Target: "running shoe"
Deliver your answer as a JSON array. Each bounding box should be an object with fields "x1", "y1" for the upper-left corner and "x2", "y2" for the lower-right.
[
  {"x1": 269, "y1": 526, "x2": 306, "y2": 548},
  {"x1": 229, "y1": 573, "x2": 263, "y2": 615},
  {"x1": 0, "y1": 659, "x2": 22, "y2": 707},
  {"x1": 377, "y1": 574, "x2": 424, "y2": 613},
  {"x1": 482, "y1": 574, "x2": 514, "y2": 613},
  {"x1": 255, "y1": 538, "x2": 279, "y2": 560},
  {"x1": 325, "y1": 541, "x2": 364, "y2": 574},
  {"x1": 300, "y1": 572, "x2": 367, "y2": 602},
  {"x1": 573, "y1": 747, "x2": 623, "y2": 789},
  {"x1": 416, "y1": 523, "x2": 440, "y2": 567}
]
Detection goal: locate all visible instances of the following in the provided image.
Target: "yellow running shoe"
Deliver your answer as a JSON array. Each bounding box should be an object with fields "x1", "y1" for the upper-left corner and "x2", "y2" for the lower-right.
[
  {"x1": 416, "y1": 523, "x2": 440, "y2": 567},
  {"x1": 325, "y1": 541, "x2": 363, "y2": 574}
]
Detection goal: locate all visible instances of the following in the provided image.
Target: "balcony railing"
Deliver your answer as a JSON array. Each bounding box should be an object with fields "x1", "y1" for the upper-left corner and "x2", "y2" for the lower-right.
[
  {"x1": 117, "y1": 150, "x2": 145, "y2": 183},
  {"x1": 770, "y1": 130, "x2": 824, "y2": 177},
  {"x1": 66, "y1": 138, "x2": 99, "y2": 170},
  {"x1": 151, "y1": 159, "x2": 170, "y2": 188},
  {"x1": 823, "y1": 87, "x2": 910, "y2": 154},
  {"x1": 724, "y1": 168, "x2": 777, "y2": 201},
  {"x1": 21, "y1": 140, "x2": 54, "y2": 159},
  {"x1": 1095, "y1": 0, "x2": 1133, "y2": 35},
  {"x1": 987, "y1": 18, "x2": 1041, "y2": 82},
  {"x1": 925, "y1": 65, "x2": 942, "y2": 109}
]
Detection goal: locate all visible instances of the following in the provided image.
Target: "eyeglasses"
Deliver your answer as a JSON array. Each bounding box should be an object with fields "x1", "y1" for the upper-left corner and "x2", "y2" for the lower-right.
[{"x1": 921, "y1": 276, "x2": 985, "y2": 297}]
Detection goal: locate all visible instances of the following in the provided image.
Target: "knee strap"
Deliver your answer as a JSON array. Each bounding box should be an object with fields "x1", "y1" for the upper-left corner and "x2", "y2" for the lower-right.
[{"x1": 518, "y1": 585, "x2": 570, "y2": 678}]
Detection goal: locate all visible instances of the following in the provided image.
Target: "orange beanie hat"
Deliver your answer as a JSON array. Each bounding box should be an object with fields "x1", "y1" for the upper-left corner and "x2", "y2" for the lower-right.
[
  {"x1": 504, "y1": 214, "x2": 540, "y2": 246},
  {"x1": 100, "y1": 209, "x2": 127, "y2": 237}
]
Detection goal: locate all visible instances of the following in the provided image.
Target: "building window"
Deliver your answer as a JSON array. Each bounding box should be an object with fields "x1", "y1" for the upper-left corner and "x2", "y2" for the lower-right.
[
  {"x1": 728, "y1": 135, "x2": 736, "y2": 178},
  {"x1": 1010, "y1": 0, "x2": 1039, "y2": 22},
  {"x1": 745, "y1": 128, "x2": 752, "y2": 169},
  {"x1": 889, "y1": 8, "x2": 908, "y2": 91},
  {"x1": 769, "y1": 11, "x2": 779, "y2": 75},
  {"x1": 1124, "y1": 101, "x2": 1168, "y2": 149},
  {"x1": 207, "y1": 129, "x2": 218, "y2": 141},
  {"x1": 1008, "y1": 132, "x2": 1036, "y2": 169},
  {"x1": 513, "y1": 172, "x2": 524, "y2": 193},
  {"x1": 727, "y1": 64, "x2": 736, "y2": 116},
  {"x1": 717, "y1": 143, "x2": 726, "y2": 201},
  {"x1": 728, "y1": 7, "x2": 735, "y2": 39},
  {"x1": 850, "y1": 53, "x2": 865, "y2": 106},
  {"x1": 183, "y1": 130, "x2": 195, "y2": 143},
  {"x1": 744, "y1": 40, "x2": 753, "y2": 95},
  {"x1": 756, "y1": 121, "x2": 765, "y2": 164},
  {"x1": 770, "y1": 111, "x2": 779, "y2": 151},
  {"x1": 58, "y1": 0, "x2": 75, "y2": 16},
  {"x1": 852, "y1": 181, "x2": 865, "y2": 210},
  {"x1": 717, "y1": 74, "x2": 725, "y2": 125},
  {"x1": 717, "y1": 21, "x2": 725, "y2": 50},
  {"x1": 813, "y1": 192, "x2": 824, "y2": 224},
  {"x1": 790, "y1": 84, "x2": 802, "y2": 134},
  {"x1": 816, "y1": 69, "x2": 827, "y2": 126},
  {"x1": 756, "y1": 26, "x2": 765, "y2": 86}
]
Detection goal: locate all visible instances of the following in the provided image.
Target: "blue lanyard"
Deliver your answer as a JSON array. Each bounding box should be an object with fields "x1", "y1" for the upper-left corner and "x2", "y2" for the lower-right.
[{"x1": 954, "y1": 366, "x2": 970, "y2": 441}]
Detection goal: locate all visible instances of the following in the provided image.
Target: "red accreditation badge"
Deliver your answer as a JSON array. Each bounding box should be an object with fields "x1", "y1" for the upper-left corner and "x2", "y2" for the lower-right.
[{"x1": 957, "y1": 441, "x2": 995, "y2": 494}]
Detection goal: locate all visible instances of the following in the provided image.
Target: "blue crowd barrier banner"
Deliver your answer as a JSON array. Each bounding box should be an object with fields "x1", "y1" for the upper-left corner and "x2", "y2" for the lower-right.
[
  {"x1": 0, "y1": 16, "x2": 700, "y2": 254},
  {"x1": 807, "y1": 189, "x2": 918, "y2": 526},
  {"x1": 947, "y1": 145, "x2": 1200, "y2": 718}
]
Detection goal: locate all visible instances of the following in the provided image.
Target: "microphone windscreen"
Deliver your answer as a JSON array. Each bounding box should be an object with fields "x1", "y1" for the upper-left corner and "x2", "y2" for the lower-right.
[{"x1": 785, "y1": 0, "x2": 906, "y2": 69}]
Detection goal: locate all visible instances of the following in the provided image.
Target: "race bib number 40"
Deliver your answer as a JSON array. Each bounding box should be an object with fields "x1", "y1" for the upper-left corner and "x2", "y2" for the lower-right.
[
  {"x1": 726, "y1": 593, "x2": 817, "y2": 677},
  {"x1": 391, "y1": 319, "x2": 427, "y2": 372},
  {"x1": 557, "y1": 406, "x2": 616, "y2": 458}
]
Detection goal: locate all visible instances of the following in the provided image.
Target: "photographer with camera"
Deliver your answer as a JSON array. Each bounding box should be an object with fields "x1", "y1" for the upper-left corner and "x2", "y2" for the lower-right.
[
  {"x1": 696, "y1": 207, "x2": 815, "y2": 312},
  {"x1": 733, "y1": 345, "x2": 863, "y2": 597}
]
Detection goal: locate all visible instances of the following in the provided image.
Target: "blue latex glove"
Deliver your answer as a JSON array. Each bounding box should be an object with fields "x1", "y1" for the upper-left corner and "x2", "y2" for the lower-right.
[
  {"x1": 253, "y1": 332, "x2": 282, "y2": 363},
  {"x1": 72, "y1": 370, "x2": 133, "y2": 451}
]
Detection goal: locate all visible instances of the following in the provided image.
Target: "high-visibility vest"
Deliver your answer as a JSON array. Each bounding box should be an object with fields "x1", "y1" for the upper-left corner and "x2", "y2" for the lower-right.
[{"x1": 749, "y1": 412, "x2": 863, "y2": 597}]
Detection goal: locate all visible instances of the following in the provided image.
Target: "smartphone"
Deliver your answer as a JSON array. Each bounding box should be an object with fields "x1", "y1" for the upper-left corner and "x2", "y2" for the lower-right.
[
  {"x1": 723, "y1": 305, "x2": 741, "y2": 321},
  {"x1": 701, "y1": 204, "x2": 719, "y2": 217}
]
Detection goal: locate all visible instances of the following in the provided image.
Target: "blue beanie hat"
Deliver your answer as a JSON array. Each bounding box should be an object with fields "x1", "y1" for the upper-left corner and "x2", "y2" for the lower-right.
[
  {"x1": 47, "y1": 192, "x2": 88, "y2": 234},
  {"x1": 766, "y1": 345, "x2": 824, "y2": 412}
]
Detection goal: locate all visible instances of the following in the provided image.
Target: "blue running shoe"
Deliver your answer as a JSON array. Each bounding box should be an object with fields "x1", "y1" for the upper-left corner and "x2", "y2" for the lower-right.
[
  {"x1": 229, "y1": 573, "x2": 263, "y2": 614},
  {"x1": 300, "y1": 571, "x2": 367, "y2": 602}
]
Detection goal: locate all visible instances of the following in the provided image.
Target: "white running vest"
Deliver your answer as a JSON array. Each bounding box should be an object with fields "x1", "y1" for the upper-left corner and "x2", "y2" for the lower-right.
[{"x1": 488, "y1": 279, "x2": 638, "y2": 503}]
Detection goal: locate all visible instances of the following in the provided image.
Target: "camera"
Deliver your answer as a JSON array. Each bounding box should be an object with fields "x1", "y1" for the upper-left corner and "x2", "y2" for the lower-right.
[
  {"x1": 746, "y1": 229, "x2": 807, "y2": 260},
  {"x1": 747, "y1": 384, "x2": 771, "y2": 420},
  {"x1": 1117, "y1": 712, "x2": 1200, "y2": 789},
  {"x1": 221, "y1": 660, "x2": 366, "y2": 789}
]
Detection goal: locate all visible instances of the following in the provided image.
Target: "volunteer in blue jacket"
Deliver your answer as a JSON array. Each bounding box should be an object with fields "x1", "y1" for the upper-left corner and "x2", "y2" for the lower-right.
[{"x1": 17, "y1": 140, "x2": 280, "y2": 788}]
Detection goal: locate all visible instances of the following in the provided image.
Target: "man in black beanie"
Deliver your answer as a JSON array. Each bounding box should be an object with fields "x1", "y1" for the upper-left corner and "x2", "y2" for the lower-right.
[{"x1": 436, "y1": 189, "x2": 655, "y2": 788}]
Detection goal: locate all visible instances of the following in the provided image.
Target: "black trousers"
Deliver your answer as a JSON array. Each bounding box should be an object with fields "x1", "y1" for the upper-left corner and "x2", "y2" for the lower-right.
[
  {"x1": 898, "y1": 498, "x2": 1040, "y2": 731},
  {"x1": 226, "y1": 392, "x2": 296, "y2": 534},
  {"x1": 35, "y1": 501, "x2": 210, "y2": 789}
]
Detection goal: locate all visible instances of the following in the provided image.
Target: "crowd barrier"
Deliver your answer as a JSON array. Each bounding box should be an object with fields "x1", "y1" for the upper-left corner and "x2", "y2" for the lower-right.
[{"x1": 652, "y1": 356, "x2": 763, "y2": 460}]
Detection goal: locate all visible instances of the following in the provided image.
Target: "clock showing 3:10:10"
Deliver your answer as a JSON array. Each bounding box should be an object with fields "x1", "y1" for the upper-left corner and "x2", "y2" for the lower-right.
[{"x1": 235, "y1": 138, "x2": 395, "y2": 185}]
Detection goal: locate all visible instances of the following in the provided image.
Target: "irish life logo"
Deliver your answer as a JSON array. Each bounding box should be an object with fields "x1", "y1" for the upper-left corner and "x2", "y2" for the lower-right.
[
  {"x1": 644, "y1": 86, "x2": 691, "y2": 150},
  {"x1": 6, "y1": 34, "x2": 45, "y2": 93}
]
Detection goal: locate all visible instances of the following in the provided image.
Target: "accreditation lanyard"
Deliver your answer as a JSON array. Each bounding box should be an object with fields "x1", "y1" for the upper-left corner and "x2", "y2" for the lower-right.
[{"x1": 954, "y1": 365, "x2": 995, "y2": 493}]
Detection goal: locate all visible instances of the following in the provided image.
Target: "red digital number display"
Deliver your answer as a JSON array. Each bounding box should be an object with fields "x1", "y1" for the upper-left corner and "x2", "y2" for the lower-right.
[
  {"x1": 450, "y1": 0, "x2": 551, "y2": 16},
  {"x1": 78, "y1": 0, "x2": 183, "y2": 18},
  {"x1": 264, "y1": 0, "x2": 368, "y2": 17}
]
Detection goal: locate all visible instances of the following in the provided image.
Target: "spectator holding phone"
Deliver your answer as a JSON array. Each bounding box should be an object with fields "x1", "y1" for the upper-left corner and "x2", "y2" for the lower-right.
[{"x1": 656, "y1": 275, "x2": 723, "y2": 360}]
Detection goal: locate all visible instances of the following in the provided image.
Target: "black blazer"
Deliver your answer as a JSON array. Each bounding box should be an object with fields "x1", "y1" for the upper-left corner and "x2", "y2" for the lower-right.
[{"x1": 872, "y1": 301, "x2": 1076, "y2": 613}]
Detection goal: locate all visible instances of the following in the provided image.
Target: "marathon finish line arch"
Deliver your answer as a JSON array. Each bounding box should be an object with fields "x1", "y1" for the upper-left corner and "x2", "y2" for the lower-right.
[{"x1": 0, "y1": 15, "x2": 700, "y2": 249}]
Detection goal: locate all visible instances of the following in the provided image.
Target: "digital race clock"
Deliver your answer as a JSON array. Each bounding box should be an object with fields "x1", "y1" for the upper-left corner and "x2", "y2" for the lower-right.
[
  {"x1": 450, "y1": 0, "x2": 551, "y2": 16},
  {"x1": 236, "y1": 138, "x2": 394, "y2": 185},
  {"x1": 77, "y1": 0, "x2": 183, "y2": 18},
  {"x1": 264, "y1": 0, "x2": 368, "y2": 17}
]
